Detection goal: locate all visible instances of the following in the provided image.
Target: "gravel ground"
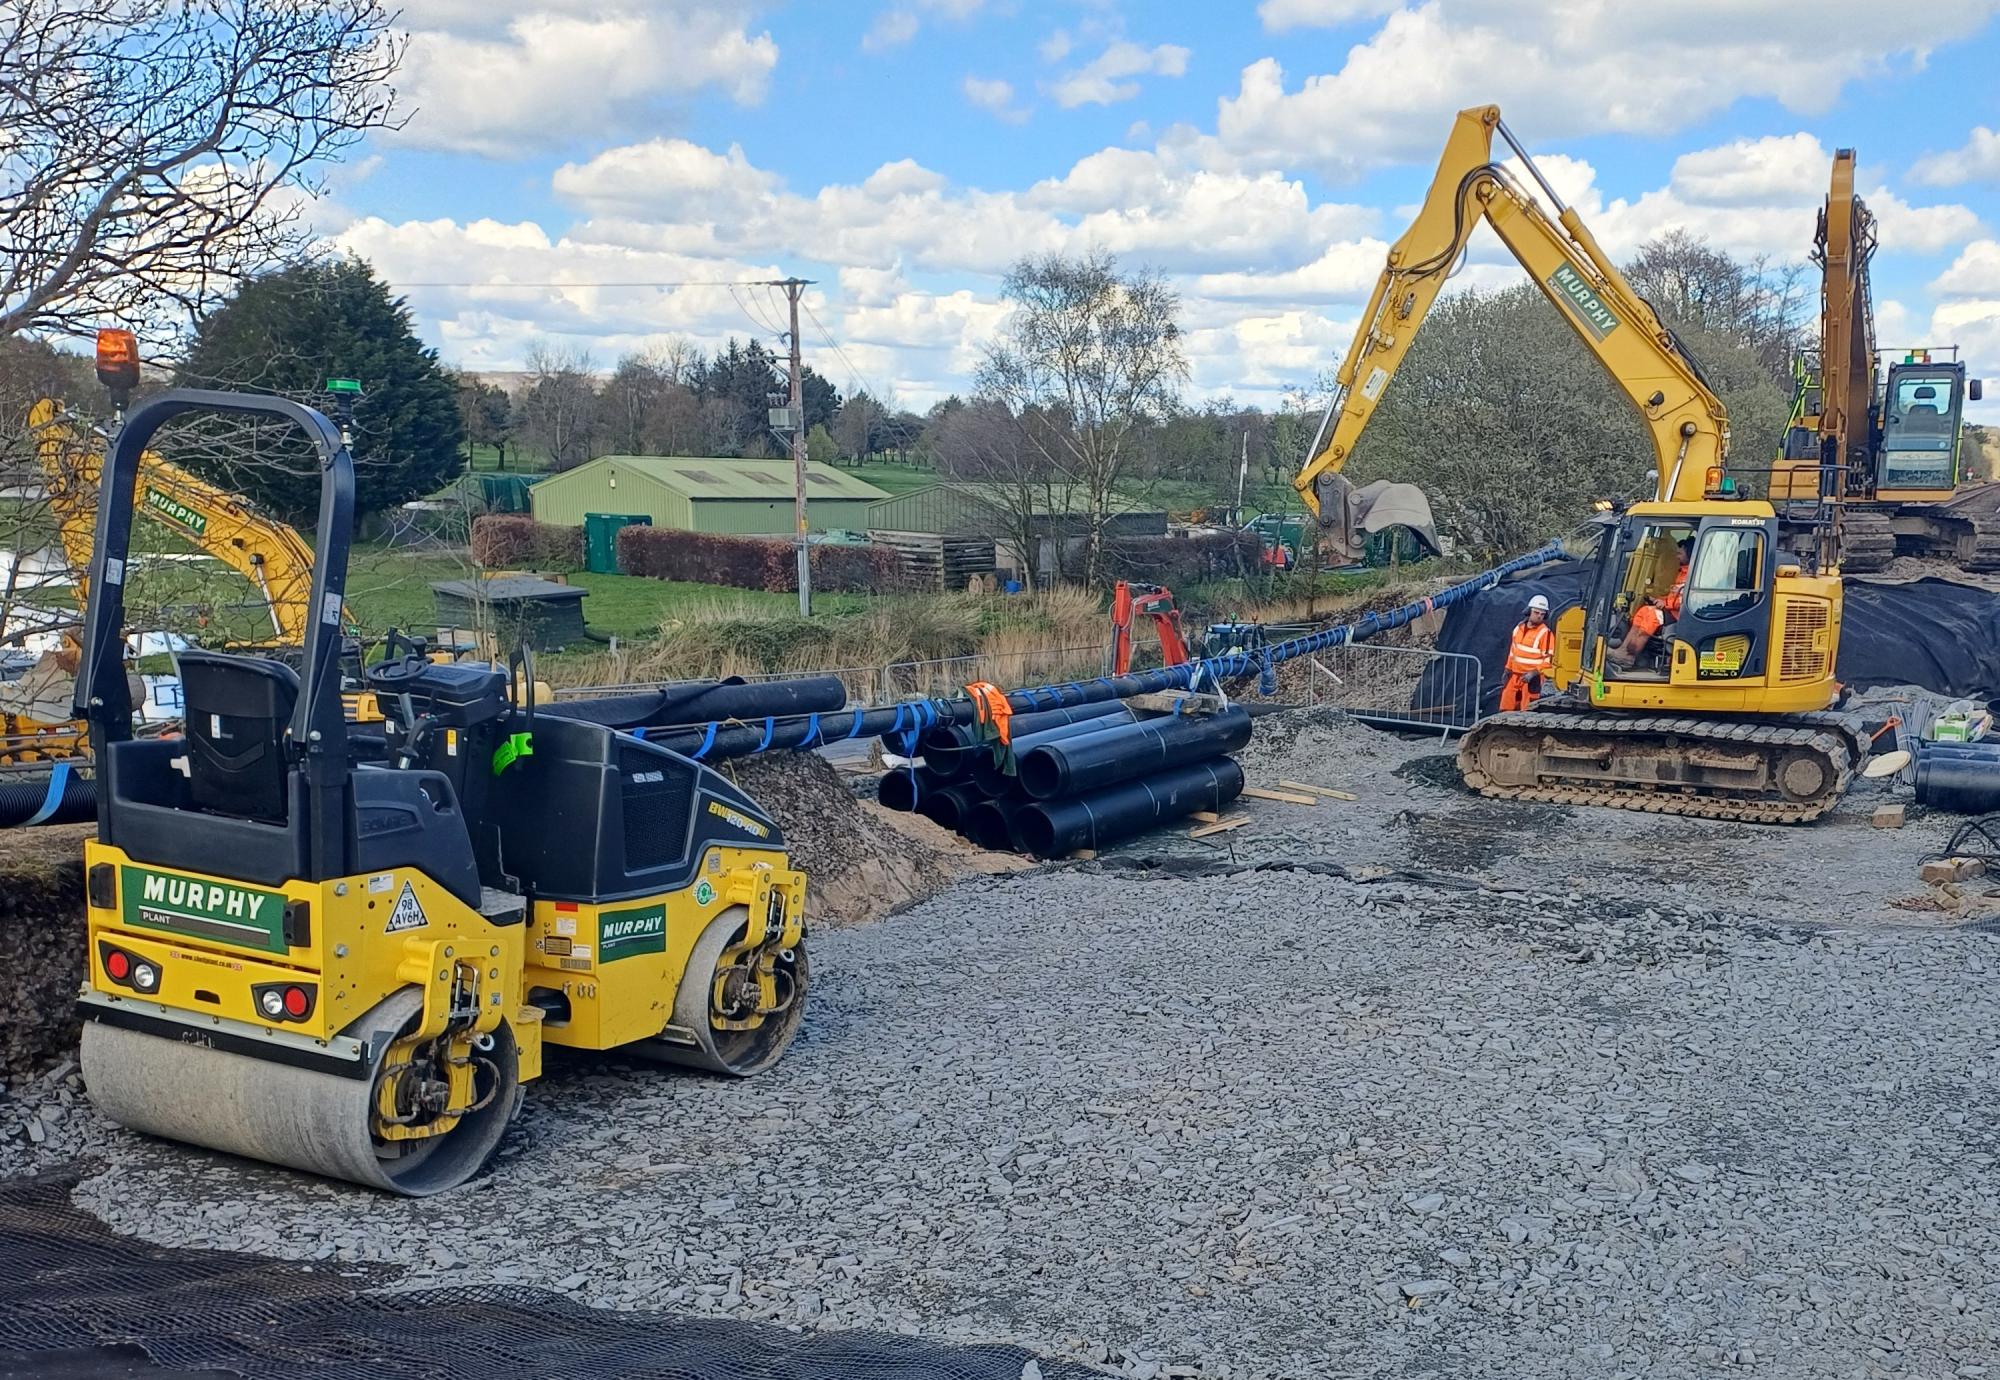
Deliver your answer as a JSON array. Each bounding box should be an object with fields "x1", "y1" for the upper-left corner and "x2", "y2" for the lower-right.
[{"x1": 5, "y1": 710, "x2": 1998, "y2": 1378}]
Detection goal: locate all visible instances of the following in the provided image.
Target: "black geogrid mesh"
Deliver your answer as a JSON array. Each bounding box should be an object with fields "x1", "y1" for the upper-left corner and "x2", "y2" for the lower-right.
[{"x1": 0, "y1": 1173, "x2": 1094, "y2": 1380}]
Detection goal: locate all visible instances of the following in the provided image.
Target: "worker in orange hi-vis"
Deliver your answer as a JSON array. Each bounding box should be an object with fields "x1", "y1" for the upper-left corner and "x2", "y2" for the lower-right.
[{"x1": 1500, "y1": 594, "x2": 1555, "y2": 711}]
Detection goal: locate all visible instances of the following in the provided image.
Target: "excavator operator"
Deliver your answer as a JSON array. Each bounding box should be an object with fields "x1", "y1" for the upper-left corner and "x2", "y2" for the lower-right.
[
  {"x1": 1611, "y1": 537, "x2": 1692, "y2": 668},
  {"x1": 1500, "y1": 594, "x2": 1555, "y2": 711}
]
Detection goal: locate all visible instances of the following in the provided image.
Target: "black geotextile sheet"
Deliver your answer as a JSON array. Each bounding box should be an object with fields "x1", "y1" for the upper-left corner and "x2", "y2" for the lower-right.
[
  {"x1": 1418, "y1": 563, "x2": 2000, "y2": 719},
  {"x1": 0, "y1": 1173, "x2": 1098, "y2": 1380}
]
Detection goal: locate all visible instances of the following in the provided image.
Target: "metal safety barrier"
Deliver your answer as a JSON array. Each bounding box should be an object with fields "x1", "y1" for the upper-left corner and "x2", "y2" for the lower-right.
[
  {"x1": 881, "y1": 644, "x2": 1113, "y2": 702},
  {"x1": 1301, "y1": 643, "x2": 1483, "y2": 739}
]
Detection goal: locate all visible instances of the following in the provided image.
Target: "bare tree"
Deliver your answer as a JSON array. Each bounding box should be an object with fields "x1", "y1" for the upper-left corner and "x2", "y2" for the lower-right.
[
  {"x1": 977, "y1": 249, "x2": 1186, "y2": 585},
  {"x1": 515, "y1": 344, "x2": 599, "y2": 470},
  {"x1": 929, "y1": 399, "x2": 1073, "y2": 587},
  {"x1": 1, "y1": 0, "x2": 402, "y2": 344}
]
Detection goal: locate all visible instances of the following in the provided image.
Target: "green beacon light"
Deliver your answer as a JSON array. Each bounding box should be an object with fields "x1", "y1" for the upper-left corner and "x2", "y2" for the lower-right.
[{"x1": 325, "y1": 378, "x2": 363, "y2": 395}]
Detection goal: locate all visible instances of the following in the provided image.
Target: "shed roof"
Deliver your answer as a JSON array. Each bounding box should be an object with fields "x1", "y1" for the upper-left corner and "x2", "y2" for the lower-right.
[
  {"x1": 867, "y1": 482, "x2": 1167, "y2": 521},
  {"x1": 573, "y1": 455, "x2": 889, "y2": 503},
  {"x1": 430, "y1": 576, "x2": 586, "y2": 604}
]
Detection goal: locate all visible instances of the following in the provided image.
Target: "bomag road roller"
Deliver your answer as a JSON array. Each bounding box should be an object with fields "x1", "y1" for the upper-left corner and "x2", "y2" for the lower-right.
[{"x1": 71, "y1": 389, "x2": 807, "y2": 1194}]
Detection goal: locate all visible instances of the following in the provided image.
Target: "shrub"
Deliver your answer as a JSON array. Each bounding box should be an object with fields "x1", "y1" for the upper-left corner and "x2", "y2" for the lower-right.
[
  {"x1": 1103, "y1": 531, "x2": 1263, "y2": 586},
  {"x1": 470, "y1": 515, "x2": 583, "y2": 570},
  {"x1": 618, "y1": 526, "x2": 905, "y2": 594}
]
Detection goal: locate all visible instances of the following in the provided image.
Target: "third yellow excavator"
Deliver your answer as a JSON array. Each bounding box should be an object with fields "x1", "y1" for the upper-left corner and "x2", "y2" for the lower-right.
[{"x1": 1295, "y1": 104, "x2": 1865, "y2": 822}]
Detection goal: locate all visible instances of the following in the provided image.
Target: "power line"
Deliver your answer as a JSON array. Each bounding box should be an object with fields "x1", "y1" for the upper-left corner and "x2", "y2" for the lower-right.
[
  {"x1": 391, "y1": 278, "x2": 781, "y2": 289},
  {"x1": 801, "y1": 299, "x2": 893, "y2": 408}
]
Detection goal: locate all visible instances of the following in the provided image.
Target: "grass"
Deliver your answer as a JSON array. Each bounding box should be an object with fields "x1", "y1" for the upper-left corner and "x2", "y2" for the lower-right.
[
  {"x1": 464, "y1": 444, "x2": 551, "y2": 473},
  {"x1": 844, "y1": 460, "x2": 937, "y2": 496}
]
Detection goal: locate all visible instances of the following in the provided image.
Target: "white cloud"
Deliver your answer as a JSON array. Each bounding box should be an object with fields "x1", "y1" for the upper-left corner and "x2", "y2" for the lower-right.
[
  {"x1": 1933, "y1": 240, "x2": 2000, "y2": 297},
  {"x1": 1668, "y1": 134, "x2": 1830, "y2": 206},
  {"x1": 1051, "y1": 40, "x2": 1191, "y2": 109},
  {"x1": 1912, "y1": 127, "x2": 2000, "y2": 186},
  {"x1": 1257, "y1": 0, "x2": 1398, "y2": 29},
  {"x1": 393, "y1": 3, "x2": 777, "y2": 157},
  {"x1": 1038, "y1": 27, "x2": 1073, "y2": 62},
  {"x1": 861, "y1": 9, "x2": 918, "y2": 52},
  {"x1": 1928, "y1": 300, "x2": 2000, "y2": 422},
  {"x1": 550, "y1": 140, "x2": 777, "y2": 221},
  {"x1": 962, "y1": 75, "x2": 1029, "y2": 124},
  {"x1": 1212, "y1": 1, "x2": 2000, "y2": 181}
]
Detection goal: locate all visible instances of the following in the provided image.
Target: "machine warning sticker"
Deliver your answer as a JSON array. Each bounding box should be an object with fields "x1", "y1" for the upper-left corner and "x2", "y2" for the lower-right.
[
  {"x1": 121, "y1": 866, "x2": 288, "y2": 954},
  {"x1": 1546, "y1": 261, "x2": 1619, "y2": 340},
  {"x1": 598, "y1": 904, "x2": 665, "y2": 963},
  {"x1": 384, "y1": 881, "x2": 429, "y2": 933},
  {"x1": 368, "y1": 873, "x2": 394, "y2": 894},
  {"x1": 693, "y1": 880, "x2": 715, "y2": 906},
  {"x1": 1360, "y1": 366, "x2": 1389, "y2": 401}
]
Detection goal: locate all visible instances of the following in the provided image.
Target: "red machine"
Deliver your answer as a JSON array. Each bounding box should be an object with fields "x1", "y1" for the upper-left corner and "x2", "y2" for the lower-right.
[{"x1": 1109, "y1": 581, "x2": 1191, "y2": 675}]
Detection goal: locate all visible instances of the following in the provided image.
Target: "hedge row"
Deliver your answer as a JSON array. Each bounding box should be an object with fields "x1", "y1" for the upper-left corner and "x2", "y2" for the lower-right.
[
  {"x1": 1104, "y1": 530, "x2": 1265, "y2": 585},
  {"x1": 619, "y1": 525, "x2": 905, "y2": 594},
  {"x1": 470, "y1": 515, "x2": 584, "y2": 570}
]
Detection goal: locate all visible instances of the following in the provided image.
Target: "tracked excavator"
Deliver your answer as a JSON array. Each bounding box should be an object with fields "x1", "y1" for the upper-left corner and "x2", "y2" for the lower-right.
[
  {"x1": 1771, "y1": 149, "x2": 1988, "y2": 572},
  {"x1": 1295, "y1": 104, "x2": 1865, "y2": 822},
  {"x1": 74, "y1": 387, "x2": 808, "y2": 1193}
]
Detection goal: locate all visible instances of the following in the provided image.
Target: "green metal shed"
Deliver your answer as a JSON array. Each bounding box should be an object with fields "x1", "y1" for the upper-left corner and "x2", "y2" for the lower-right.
[{"x1": 529, "y1": 455, "x2": 889, "y2": 535}]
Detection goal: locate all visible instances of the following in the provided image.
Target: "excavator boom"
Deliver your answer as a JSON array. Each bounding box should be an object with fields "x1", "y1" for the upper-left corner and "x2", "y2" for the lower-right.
[
  {"x1": 1294, "y1": 104, "x2": 1732, "y2": 522},
  {"x1": 29, "y1": 398, "x2": 340, "y2": 643}
]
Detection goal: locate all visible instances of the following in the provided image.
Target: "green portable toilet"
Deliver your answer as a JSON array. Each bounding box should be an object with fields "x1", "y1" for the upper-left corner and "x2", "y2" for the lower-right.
[{"x1": 584, "y1": 512, "x2": 651, "y2": 573}]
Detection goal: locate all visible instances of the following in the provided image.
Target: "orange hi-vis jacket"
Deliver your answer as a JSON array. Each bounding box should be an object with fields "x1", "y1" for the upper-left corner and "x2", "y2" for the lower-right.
[{"x1": 1506, "y1": 620, "x2": 1555, "y2": 675}]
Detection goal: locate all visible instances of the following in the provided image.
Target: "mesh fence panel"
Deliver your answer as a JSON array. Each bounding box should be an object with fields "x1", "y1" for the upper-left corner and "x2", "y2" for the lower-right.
[{"x1": 0, "y1": 1173, "x2": 1094, "y2": 1380}]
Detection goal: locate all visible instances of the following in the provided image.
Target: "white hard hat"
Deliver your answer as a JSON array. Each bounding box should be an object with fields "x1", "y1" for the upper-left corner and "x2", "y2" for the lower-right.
[{"x1": 1528, "y1": 594, "x2": 1550, "y2": 612}]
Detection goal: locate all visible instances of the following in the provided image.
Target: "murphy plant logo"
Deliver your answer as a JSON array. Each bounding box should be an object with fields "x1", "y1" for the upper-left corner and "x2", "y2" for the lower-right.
[
  {"x1": 1547, "y1": 262, "x2": 1619, "y2": 340},
  {"x1": 122, "y1": 865, "x2": 286, "y2": 952},
  {"x1": 144, "y1": 487, "x2": 208, "y2": 536},
  {"x1": 599, "y1": 903, "x2": 666, "y2": 962}
]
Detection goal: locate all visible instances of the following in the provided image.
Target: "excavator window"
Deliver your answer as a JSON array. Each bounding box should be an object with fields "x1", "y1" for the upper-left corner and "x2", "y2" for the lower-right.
[
  {"x1": 1687, "y1": 528, "x2": 1766, "y2": 620},
  {"x1": 1886, "y1": 374, "x2": 1957, "y2": 448}
]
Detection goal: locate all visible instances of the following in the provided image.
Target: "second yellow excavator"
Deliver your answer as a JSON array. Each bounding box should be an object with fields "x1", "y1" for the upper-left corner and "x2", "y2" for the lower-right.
[{"x1": 1295, "y1": 104, "x2": 1865, "y2": 822}]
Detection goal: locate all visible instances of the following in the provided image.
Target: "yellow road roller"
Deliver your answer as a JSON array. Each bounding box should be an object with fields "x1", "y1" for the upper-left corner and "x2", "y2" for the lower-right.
[{"x1": 71, "y1": 388, "x2": 807, "y2": 1194}]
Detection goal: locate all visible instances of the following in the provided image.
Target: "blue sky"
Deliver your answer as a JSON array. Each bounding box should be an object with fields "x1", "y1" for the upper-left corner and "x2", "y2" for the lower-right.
[{"x1": 323, "y1": 1, "x2": 2000, "y2": 419}]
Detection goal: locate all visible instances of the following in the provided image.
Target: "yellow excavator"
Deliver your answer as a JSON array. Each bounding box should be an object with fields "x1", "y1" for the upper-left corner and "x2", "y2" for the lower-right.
[
  {"x1": 1296, "y1": 104, "x2": 1864, "y2": 822},
  {"x1": 1771, "y1": 148, "x2": 1988, "y2": 571}
]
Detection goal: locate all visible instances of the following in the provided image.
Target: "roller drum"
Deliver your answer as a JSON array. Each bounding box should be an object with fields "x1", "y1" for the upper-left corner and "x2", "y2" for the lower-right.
[
  {"x1": 635, "y1": 906, "x2": 807, "y2": 1077},
  {"x1": 79, "y1": 989, "x2": 522, "y2": 1197}
]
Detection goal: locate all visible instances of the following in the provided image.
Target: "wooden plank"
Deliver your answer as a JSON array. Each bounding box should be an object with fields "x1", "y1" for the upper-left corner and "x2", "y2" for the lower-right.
[
  {"x1": 1068, "y1": 848, "x2": 1099, "y2": 861},
  {"x1": 1278, "y1": 778, "x2": 1359, "y2": 802},
  {"x1": 1187, "y1": 810, "x2": 1222, "y2": 823},
  {"x1": 1189, "y1": 815, "x2": 1252, "y2": 839},
  {"x1": 1241, "y1": 785, "x2": 1317, "y2": 806}
]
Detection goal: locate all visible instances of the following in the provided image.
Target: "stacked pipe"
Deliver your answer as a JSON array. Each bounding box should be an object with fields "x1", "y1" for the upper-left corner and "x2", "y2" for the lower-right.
[
  {"x1": 638, "y1": 542, "x2": 1569, "y2": 765},
  {"x1": 1912, "y1": 738, "x2": 2000, "y2": 814},
  {"x1": 876, "y1": 701, "x2": 1251, "y2": 860}
]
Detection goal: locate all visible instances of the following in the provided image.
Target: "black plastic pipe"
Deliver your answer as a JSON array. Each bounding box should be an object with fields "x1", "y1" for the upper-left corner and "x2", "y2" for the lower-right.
[
  {"x1": 915, "y1": 699, "x2": 1133, "y2": 781},
  {"x1": 1914, "y1": 752, "x2": 2000, "y2": 814},
  {"x1": 555, "y1": 675, "x2": 847, "y2": 730},
  {"x1": 917, "y1": 784, "x2": 986, "y2": 832},
  {"x1": 963, "y1": 798, "x2": 1027, "y2": 851},
  {"x1": 1018, "y1": 706, "x2": 1252, "y2": 801},
  {"x1": 0, "y1": 775, "x2": 97, "y2": 828},
  {"x1": 1913, "y1": 739, "x2": 2000, "y2": 759},
  {"x1": 1013, "y1": 758, "x2": 1245, "y2": 861},
  {"x1": 969, "y1": 708, "x2": 1142, "y2": 796},
  {"x1": 877, "y1": 770, "x2": 921, "y2": 811}
]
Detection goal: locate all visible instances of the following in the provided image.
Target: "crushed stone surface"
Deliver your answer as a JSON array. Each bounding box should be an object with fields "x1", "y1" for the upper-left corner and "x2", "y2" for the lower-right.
[{"x1": 5, "y1": 709, "x2": 1999, "y2": 1379}]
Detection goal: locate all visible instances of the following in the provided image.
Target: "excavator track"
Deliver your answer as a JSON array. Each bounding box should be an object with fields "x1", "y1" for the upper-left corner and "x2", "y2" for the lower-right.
[
  {"x1": 1835, "y1": 511, "x2": 1897, "y2": 572},
  {"x1": 1458, "y1": 709, "x2": 1865, "y2": 825}
]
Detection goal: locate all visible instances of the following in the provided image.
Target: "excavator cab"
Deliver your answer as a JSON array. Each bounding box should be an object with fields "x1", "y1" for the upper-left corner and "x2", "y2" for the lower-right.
[{"x1": 1879, "y1": 360, "x2": 1976, "y2": 493}]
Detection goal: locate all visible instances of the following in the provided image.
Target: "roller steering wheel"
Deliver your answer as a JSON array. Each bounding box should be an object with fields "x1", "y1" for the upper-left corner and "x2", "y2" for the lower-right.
[{"x1": 365, "y1": 628, "x2": 430, "y2": 691}]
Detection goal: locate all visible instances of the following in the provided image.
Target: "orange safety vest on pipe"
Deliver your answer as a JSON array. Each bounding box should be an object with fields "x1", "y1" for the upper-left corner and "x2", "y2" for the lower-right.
[{"x1": 1505, "y1": 620, "x2": 1555, "y2": 675}]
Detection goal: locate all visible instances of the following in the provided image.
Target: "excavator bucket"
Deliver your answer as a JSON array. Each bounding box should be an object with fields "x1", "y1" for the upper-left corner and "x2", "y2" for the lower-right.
[{"x1": 1311, "y1": 472, "x2": 1443, "y2": 566}]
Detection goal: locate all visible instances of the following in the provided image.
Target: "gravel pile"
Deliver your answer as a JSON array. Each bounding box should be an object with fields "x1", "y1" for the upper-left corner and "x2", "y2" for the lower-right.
[{"x1": 10, "y1": 859, "x2": 1997, "y2": 1379}]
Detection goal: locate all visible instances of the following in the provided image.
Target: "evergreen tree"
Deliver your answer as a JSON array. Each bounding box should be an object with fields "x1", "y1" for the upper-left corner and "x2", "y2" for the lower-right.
[{"x1": 176, "y1": 258, "x2": 464, "y2": 517}]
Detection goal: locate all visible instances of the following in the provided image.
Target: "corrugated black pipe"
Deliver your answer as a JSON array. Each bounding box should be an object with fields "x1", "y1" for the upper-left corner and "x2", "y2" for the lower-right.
[
  {"x1": 963, "y1": 798, "x2": 1026, "y2": 851},
  {"x1": 918, "y1": 784, "x2": 986, "y2": 832},
  {"x1": 915, "y1": 699, "x2": 1132, "y2": 781},
  {"x1": 1018, "y1": 707, "x2": 1253, "y2": 801},
  {"x1": 877, "y1": 771, "x2": 921, "y2": 811},
  {"x1": 554, "y1": 676, "x2": 848, "y2": 731},
  {"x1": 0, "y1": 775, "x2": 96, "y2": 828},
  {"x1": 970, "y1": 709, "x2": 1142, "y2": 797},
  {"x1": 1913, "y1": 752, "x2": 2000, "y2": 814},
  {"x1": 1013, "y1": 758, "x2": 1245, "y2": 861}
]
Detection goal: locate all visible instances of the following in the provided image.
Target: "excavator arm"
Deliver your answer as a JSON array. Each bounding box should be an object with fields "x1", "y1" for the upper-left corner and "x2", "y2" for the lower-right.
[
  {"x1": 1294, "y1": 104, "x2": 1733, "y2": 526},
  {"x1": 29, "y1": 398, "x2": 341, "y2": 644}
]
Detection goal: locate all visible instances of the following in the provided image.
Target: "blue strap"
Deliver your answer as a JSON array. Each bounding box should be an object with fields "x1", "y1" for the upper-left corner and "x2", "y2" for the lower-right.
[
  {"x1": 24, "y1": 763, "x2": 71, "y2": 827},
  {"x1": 631, "y1": 726, "x2": 648, "y2": 740},
  {"x1": 691, "y1": 722, "x2": 718, "y2": 761},
  {"x1": 800, "y1": 713, "x2": 822, "y2": 749},
  {"x1": 842, "y1": 710, "x2": 866, "y2": 740},
  {"x1": 756, "y1": 717, "x2": 776, "y2": 752}
]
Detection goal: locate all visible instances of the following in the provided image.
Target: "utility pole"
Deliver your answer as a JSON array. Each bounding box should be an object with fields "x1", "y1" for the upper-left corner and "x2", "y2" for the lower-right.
[{"x1": 781, "y1": 278, "x2": 812, "y2": 617}]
